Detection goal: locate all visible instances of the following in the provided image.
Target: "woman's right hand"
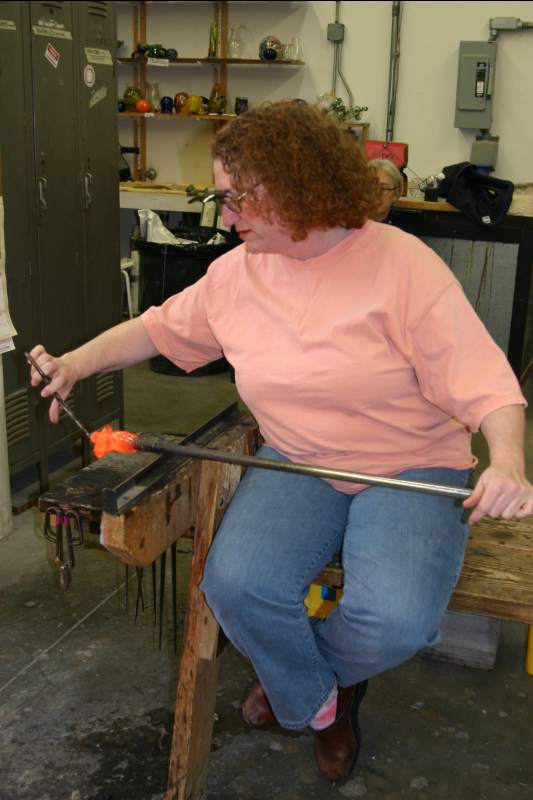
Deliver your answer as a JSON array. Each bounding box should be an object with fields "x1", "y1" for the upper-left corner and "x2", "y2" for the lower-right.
[{"x1": 28, "y1": 344, "x2": 79, "y2": 424}]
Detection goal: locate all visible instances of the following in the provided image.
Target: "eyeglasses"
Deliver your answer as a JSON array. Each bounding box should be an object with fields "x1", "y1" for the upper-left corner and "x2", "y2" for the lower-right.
[
  {"x1": 188, "y1": 188, "x2": 249, "y2": 213},
  {"x1": 378, "y1": 184, "x2": 397, "y2": 194}
]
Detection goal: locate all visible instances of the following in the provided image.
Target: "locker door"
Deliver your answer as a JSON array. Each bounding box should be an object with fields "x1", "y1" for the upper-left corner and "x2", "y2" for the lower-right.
[
  {"x1": 29, "y1": 1, "x2": 85, "y2": 450},
  {"x1": 0, "y1": 1, "x2": 41, "y2": 470},
  {"x1": 74, "y1": 1, "x2": 123, "y2": 430}
]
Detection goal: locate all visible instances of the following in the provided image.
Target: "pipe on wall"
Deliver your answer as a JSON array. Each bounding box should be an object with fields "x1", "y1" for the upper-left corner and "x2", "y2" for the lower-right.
[{"x1": 386, "y1": 0, "x2": 403, "y2": 141}]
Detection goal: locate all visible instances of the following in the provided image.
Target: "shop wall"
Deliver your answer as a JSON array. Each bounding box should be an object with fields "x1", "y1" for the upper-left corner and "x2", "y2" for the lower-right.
[{"x1": 117, "y1": 1, "x2": 533, "y2": 185}]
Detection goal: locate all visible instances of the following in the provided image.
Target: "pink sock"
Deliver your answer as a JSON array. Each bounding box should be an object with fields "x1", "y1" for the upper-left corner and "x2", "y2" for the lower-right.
[{"x1": 310, "y1": 684, "x2": 338, "y2": 730}]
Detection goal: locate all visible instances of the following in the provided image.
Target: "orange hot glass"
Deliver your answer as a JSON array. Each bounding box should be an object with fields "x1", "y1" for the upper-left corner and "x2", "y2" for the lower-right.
[{"x1": 90, "y1": 425, "x2": 140, "y2": 459}]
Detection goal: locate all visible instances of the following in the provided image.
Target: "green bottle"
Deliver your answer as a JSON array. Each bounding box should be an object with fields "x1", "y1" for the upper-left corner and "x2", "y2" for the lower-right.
[{"x1": 208, "y1": 20, "x2": 218, "y2": 58}]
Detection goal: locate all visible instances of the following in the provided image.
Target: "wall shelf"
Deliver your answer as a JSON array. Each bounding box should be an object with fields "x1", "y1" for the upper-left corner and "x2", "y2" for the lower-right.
[
  {"x1": 119, "y1": 0, "x2": 306, "y2": 180},
  {"x1": 119, "y1": 111, "x2": 237, "y2": 121},
  {"x1": 119, "y1": 57, "x2": 304, "y2": 66}
]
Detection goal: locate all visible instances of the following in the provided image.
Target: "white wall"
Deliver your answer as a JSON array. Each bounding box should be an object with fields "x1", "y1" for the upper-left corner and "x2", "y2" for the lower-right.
[{"x1": 117, "y1": 1, "x2": 533, "y2": 184}]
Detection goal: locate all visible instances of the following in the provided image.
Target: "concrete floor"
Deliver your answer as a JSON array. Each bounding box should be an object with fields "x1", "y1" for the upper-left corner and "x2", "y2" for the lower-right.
[{"x1": 1, "y1": 361, "x2": 532, "y2": 800}]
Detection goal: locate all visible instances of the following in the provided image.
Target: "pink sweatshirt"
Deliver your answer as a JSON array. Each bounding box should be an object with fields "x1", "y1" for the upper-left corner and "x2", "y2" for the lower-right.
[{"x1": 141, "y1": 221, "x2": 525, "y2": 493}]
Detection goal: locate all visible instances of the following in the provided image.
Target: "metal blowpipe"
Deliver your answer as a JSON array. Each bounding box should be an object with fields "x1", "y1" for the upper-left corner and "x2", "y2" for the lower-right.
[{"x1": 136, "y1": 438, "x2": 472, "y2": 501}]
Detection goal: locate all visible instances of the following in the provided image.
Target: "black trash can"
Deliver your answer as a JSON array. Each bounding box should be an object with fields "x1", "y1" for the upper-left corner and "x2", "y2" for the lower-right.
[{"x1": 137, "y1": 227, "x2": 238, "y2": 377}]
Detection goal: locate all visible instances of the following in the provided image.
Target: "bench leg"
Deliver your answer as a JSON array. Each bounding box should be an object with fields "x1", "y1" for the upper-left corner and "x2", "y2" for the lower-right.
[
  {"x1": 165, "y1": 458, "x2": 244, "y2": 800},
  {"x1": 527, "y1": 626, "x2": 533, "y2": 677}
]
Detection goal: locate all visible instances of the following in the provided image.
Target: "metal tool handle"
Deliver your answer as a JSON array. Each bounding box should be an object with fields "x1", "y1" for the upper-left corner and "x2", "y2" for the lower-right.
[
  {"x1": 24, "y1": 352, "x2": 91, "y2": 439},
  {"x1": 136, "y1": 437, "x2": 472, "y2": 501}
]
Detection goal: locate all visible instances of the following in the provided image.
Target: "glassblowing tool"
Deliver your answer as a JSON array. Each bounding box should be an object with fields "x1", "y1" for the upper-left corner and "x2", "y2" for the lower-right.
[
  {"x1": 90, "y1": 425, "x2": 472, "y2": 502},
  {"x1": 25, "y1": 351, "x2": 91, "y2": 440}
]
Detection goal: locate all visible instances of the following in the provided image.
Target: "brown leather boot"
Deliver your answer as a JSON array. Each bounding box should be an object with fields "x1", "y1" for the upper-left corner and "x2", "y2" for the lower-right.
[
  {"x1": 312, "y1": 681, "x2": 368, "y2": 782},
  {"x1": 242, "y1": 682, "x2": 278, "y2": 730}
]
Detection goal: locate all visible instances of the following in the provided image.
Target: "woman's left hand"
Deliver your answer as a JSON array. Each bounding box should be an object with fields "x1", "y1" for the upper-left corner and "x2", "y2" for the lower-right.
[{"x1": 463, "y1": 465, "x2": 533, "y2": 524}]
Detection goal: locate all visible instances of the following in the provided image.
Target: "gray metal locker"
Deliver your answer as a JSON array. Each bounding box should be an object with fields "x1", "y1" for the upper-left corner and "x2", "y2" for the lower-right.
[
  {"x1": 29, "y1": 1, "x2": 87, "y2": 462},
  {"x1": 0, "y1": 0, "x2": 123, "y2": 490},
  {"x1": 74, "y1": 1, "x2": 122, "y2": 432},
  {"x1": 0, "y1": 1, "x2": 41, "y2": 472}
]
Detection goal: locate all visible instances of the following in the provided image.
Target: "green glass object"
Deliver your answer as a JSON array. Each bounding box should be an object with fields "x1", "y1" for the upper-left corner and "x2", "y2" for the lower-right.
[
  {"x1": 208, "y1": 20, "x2": 218, "y2": 57},
  {"x1": 123, "y1": 86, "x2": 143, "y2": 110},
  {"x1": 208, "y1": 82, "x2": 226, "y2": 115},
  {"x1": 183, "y1": 95, "x2": 206, "y2": 116},
  {"x1": 146, "y1": 44, "x2": 166, "y2": 58}
]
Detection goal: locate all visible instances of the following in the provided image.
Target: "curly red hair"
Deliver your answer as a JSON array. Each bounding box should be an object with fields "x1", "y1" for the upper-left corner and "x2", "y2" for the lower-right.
[{"x1": 213, "y1": 101, "x2": 379, "y2": 241}]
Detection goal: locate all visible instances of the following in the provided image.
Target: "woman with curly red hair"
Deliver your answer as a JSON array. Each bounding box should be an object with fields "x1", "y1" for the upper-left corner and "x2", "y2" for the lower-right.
[{"x1": 29, "y1": 101, "x2": 531, "y2": 782}]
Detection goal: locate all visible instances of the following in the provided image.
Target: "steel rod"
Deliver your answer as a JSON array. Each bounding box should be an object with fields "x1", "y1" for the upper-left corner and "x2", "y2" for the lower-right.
[
  {"x1": 25, "y1": 352, "x2": 91, "y2": 440},
  {"x1": 136, "y1": 437, "x2": 471, "y2": 501}
]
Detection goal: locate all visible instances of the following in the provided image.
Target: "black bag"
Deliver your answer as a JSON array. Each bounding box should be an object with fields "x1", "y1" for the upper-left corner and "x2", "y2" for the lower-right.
[{"x1": 438, "y1": 162, "x2": 514, "y2": 227}]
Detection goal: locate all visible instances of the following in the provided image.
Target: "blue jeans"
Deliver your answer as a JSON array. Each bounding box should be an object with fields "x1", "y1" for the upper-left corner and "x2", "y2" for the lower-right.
[{"x1": 201, "y1": 447, "x2": 471, "y2": 730}]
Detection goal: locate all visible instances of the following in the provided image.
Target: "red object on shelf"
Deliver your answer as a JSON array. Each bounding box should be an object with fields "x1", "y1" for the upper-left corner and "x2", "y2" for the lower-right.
[{"x1": 135, "y1": 99, "x2": 151, "y2": 113}]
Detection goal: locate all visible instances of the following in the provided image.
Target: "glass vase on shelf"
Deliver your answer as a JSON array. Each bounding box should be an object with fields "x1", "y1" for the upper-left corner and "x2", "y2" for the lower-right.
[
  {"x1": 290, "y1": 36, "x2": 302, "y2": 60},
  {"x1": 208, "y1": 82, "x2": 226, "y2": 115},
  {"x1": 228, "y1": 26, "x2": 242, "y2": 59},
  {"x1": 208, "y1": 20, "x2": 218, "y2": 57},
  {"x1": 146, "y1": 82, "x2": 161, "y2": 113}
]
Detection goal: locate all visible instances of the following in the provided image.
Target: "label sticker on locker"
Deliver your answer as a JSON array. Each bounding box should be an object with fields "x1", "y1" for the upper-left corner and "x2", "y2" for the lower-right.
[{"x1": 45, "y1": 42, "x2": 60, "y2": 69}]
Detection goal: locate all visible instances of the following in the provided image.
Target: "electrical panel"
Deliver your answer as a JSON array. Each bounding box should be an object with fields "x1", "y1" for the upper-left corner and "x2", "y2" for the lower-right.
[{"x1": 455, "y1": 41, "x2": 497, "y2": 130}]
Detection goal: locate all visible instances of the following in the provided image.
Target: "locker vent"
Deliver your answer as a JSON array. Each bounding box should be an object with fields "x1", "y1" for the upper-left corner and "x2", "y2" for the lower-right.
[
  {"x1": 5, "y1": 389, "x2": 31, "y2": 448},
  {"x1": 96, "y1": 373, "x2": 115, "y2": 403},
  {"x1": 89, "y1": 2, "x2": 108, "y2": 17},
  {"x1": 42, "y1": 2, "x2": 65, "y2": 10}
]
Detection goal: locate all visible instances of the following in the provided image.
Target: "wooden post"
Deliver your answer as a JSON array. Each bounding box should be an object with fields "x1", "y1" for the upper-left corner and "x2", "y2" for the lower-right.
[
  {"x1": 139, "y1": 0, "x2": 147, "y2": 180},
  {"x1": 132, "y1": 2, "x2": 140, "y2": 179},
  {"x1": 166, "y1": 419, "x2": 259, "y2": 799},
  {"x1": 165, "y1": 458, "x2": 243, "y2": 800},
  {"x1": 219, "y1": 0, "x2": 228, "y2": 96}
]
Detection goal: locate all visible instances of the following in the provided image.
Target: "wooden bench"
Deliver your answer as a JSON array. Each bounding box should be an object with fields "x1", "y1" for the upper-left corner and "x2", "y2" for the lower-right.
[
  {"x1": 315, "y1": 517, "x2": 533, "y2": 674},
  {"x1": 40, "y1": 411, "x2": 533, "y2": 799}
]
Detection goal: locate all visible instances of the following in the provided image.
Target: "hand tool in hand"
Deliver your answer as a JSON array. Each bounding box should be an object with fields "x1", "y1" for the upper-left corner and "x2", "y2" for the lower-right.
[
  {"x1": 25, "y1": 351, "x2": 91, "y2": 440},
  {"x1": 90, "y1": 425, "x2": 472, "y2": 501}
]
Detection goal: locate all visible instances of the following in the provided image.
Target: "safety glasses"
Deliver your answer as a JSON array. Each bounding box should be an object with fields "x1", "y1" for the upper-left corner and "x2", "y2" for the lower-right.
[{"x1": 188, "y1": 188, "x2": 249, "y2": 213}]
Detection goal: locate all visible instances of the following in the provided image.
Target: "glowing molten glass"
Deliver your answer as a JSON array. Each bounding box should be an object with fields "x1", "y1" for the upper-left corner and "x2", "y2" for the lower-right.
[{"x1": 90, "y1": 425, "x2": 139, "y2": 459}]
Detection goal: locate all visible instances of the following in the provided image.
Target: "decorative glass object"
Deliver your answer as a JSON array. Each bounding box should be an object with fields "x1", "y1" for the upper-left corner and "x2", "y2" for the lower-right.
[
  {"x1": 146, "y1": 82, "x2": 161, "y2": 112},
  {"x1": 208, "y1": 82, "x2": 226, "y2": 115},
  {"x1": 174, "y1": 92, "x2": 188, "y2": 113},
  {"x1": 183, "y1": 95, "x2": 206, "y2": 116},
  {"x1": 290, "y1": 36, "x2": 302, "y2": 60},
  {"x1": 208, "y1": 20, "x2": 218, "y2": 57},
  {"x1": 259, "y1": 36, "x2": 282, "y2": 60},
  {"x1": 146, "y1": 44, "x2": 166, "y2": 58},
  {"x1": 123, "y1": 85, "x2": 143, "y2": 110},
  {"x1": 228, "y1": 26, "x2": 242, "y2": 58},
  {"x1": 234, "y1": 97, "x2": 249, "y2": 115}
]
